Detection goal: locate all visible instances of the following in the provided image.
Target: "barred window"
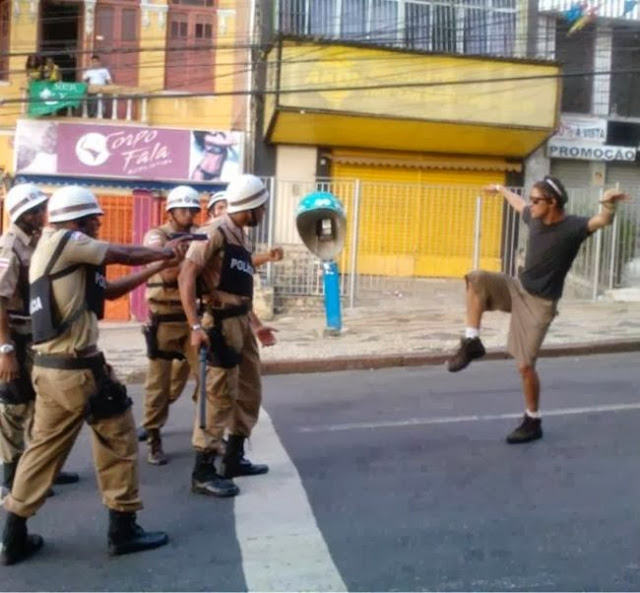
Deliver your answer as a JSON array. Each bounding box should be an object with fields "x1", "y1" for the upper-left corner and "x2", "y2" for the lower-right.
[{"x1": 276, "y1": 0, "x2": 517, "y2": 58}]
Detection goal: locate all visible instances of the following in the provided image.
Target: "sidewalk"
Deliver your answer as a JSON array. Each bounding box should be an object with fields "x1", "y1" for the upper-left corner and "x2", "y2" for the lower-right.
[{"x1": 98, "y1": 279, "x2": 640, "y2": 382}]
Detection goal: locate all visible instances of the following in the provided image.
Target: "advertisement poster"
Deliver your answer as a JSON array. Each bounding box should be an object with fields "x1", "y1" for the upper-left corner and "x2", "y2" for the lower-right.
[
  {"x1": 14, "y1": 120, "x2": 243, "y2": 183},
  {"x1": 189, "y1": 130, "x2": 243, "y2": 182}
]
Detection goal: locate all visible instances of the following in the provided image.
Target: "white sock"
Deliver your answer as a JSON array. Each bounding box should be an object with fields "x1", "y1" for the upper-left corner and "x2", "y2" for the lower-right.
[
  {"x1": 465, "y1": 327, "x2": 480, "y2": 339},
  {"x1": 525, "y1": 409, "x2": 540, "y2": 419}
]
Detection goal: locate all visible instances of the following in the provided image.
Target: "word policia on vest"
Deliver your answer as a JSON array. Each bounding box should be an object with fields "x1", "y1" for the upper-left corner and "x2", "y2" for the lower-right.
[{"x1": 229, "y1": 258, "x2": 254, "y2": 275}]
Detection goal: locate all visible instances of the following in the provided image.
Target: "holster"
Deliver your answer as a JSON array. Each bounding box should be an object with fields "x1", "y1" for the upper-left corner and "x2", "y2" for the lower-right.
[
  {"x1": 33, "y1": 351, "x2": 132, "y2": 424},
  {"x1": 84, "y1": 364, "x2": 133, "y2": 425},
  {"x1": 0, "y1": 333, "x2": 35, "y2": 405},
  {"x1": 143, "y1": 313, "x2": 187, "y2": 361},
  {"x1": 205, "y1": 305, "x2": 248, "y2": 369}
]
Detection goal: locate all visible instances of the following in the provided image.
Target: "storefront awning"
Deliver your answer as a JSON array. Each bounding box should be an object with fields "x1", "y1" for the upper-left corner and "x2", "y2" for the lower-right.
[{"x1": 264, "y1": 40, "x2": 561, "y2": 159}]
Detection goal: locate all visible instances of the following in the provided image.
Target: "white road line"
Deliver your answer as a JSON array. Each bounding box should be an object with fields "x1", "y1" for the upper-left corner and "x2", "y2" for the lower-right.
[
  {"x1": 298, "y1": 402, "x2": 640, "y2": 433},
  {"x1": 234, "y1": 409, "x2": 347, "y2": 593}
]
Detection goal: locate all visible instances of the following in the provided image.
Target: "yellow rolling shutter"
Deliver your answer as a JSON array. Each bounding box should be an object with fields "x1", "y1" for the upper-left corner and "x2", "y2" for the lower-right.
[{"x1": 332, "y1": 154, "x2": 507, "y2": 278}]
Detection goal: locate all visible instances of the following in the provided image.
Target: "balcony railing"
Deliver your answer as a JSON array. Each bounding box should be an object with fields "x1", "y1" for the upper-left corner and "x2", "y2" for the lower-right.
[
  {"x1": 275, "y1": 0, "x2": 519, "y2": 58},
  {"x1": 21, "y1": 84, "x2": 149, "y2": 123}
]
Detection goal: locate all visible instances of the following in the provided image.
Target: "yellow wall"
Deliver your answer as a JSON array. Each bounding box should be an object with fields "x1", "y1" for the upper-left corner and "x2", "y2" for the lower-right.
[
  {"x1": 332, "y1": 159, "x2": 506, "y2": 278},
  {"x1": 0, "y1": 0, "x2": 39, "y2": 171},
  {"x1": 275, "y1": 42, "x2": 560, "y2": 130},
  {"x1": 0, "y1": 0, "x2": 242, "y2": 176}
]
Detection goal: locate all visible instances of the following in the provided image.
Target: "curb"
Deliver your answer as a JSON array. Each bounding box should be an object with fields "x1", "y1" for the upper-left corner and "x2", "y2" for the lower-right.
[{"x1": 122, "y1": 338, "x2": 640, "y2": 383}]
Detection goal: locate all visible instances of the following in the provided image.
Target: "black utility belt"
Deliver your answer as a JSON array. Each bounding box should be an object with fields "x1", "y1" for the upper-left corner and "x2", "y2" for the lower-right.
[
  {"x1": 150, "y1": 312, "x2": 187, "y2": 323},
  {"x1": 206, "y1": 304, "x2": 250, "y2": 321},
  {"x1": 34, "y1": 352, "x2": 106, "y2": 371}
]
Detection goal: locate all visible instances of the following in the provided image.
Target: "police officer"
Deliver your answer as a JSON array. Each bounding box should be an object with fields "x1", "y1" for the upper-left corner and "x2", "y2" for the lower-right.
[
  {"x1": 1, "y1": 186, "x2": 186, "y2": 565},
  {"x1": 139, "y1": 185, "x2": 202, "y2": 465},
  {"x1": 179, "y1": 174, "x2": 277, "y2": 498},
  {"x1": 0, "y1": 184, "x2": 79, "y2": 503},
  {"x1": 207, "y1": 191, "x2": 227, "y2": 222}
]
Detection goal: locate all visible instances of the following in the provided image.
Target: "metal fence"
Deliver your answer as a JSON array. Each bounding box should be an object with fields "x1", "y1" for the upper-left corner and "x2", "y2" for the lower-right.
[{"x1": 254, "y1": 178, "x2": 640, "y2": 306}]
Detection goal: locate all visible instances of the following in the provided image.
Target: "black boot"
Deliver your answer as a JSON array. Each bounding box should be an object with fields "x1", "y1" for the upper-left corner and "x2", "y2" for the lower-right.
[
  {"x1": 137, "y1": 425, "x2": 148, "y2": 442},
  {"x1": 1, "y1": 512, "x2": 43, "y2": 566},
  {"x1": 54, "y1": 470, "x2": 80, "y2": 485},
  {"x1": 191, "y1": 451, "x2": 239, "y2": 498},
  {"x1": 1, "y1": 460, "x2": 18, "y2": 501},
  {"x1": 107, "y1": 510, "x2": 168, "y2": 556},
  {"x1": 221, "y1": 435, "x2": 269, "y2": 478}
]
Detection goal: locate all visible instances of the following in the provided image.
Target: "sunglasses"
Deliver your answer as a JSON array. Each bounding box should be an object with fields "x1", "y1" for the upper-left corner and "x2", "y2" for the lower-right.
[{"x1": 530, "y1": 197, "x2": 553, "y2": 205}]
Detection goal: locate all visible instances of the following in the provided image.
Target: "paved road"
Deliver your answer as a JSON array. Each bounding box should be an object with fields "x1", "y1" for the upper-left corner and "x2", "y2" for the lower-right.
[{"x1": 3, "y1": 353, "x2": 640, "y2": 591}]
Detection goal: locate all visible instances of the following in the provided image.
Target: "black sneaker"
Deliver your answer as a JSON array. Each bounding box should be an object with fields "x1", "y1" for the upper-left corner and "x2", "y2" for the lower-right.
[
  {"x1": 506, "y1": 415, "x2": 543, "y2": 444},
  {"x1": 447, "y1": 337, "x2": 486, "y2": 372},
  {"x1": 137, "y1": 426, "x2": 148, "y2": 442}
]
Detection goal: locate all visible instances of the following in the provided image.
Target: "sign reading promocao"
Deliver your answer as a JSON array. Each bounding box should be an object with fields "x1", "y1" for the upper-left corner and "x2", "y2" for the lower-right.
[{"x1": 547, "y1": 140, "x2": 637, "y2": 162}]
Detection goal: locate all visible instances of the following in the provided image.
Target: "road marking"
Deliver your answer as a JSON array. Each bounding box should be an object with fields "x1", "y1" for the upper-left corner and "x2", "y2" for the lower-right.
[
  {"x1": 234, "y1": 409, "x2": 347, "y2": 592},
  {"x1": 298, "y1": 402, "x2": 640, "y2": 433}
]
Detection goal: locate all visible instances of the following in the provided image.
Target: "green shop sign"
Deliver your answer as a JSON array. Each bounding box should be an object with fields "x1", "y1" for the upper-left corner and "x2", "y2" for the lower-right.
[{"x1": 28, "y1": 81, "x2": 87, "y2": 116}]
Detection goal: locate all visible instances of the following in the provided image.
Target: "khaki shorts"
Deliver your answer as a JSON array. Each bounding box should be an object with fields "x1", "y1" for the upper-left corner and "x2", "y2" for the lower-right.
[{"x1": 466, "y1": 271, "x2": 557, "y2": 367}]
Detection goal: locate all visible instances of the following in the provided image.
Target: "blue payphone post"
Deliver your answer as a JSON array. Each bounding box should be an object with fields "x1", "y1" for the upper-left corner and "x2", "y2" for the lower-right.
[{"x1": 296, "y1": 192, "x2": 347, "y2": 335}]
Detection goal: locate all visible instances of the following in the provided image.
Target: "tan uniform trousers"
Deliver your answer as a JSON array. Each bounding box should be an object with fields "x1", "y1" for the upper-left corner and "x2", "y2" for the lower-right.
[
  {"x1": 0, "y1": 333, "x2": 36, "y2": 463},
  {"x1": 466, "y1": 271, "x2": 558, "y2": 367},
  {"x1": 4, "y1": 365, "x2": 142, "y2": 518},
  {"x1": 190, "y1": 314, "x2": 262, "y2": 454},
  {"x1": 0, "y1": 402, "x2": 34, "y2": 463},
  {"x1": 143, "y1": 319, "x2": 193, "y2": 431}
]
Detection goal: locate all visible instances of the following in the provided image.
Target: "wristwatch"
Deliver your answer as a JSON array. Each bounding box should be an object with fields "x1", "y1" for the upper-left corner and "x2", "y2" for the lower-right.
[
  {"x1": 0, "y1": 343, "x2": 15, "y2": 354},
  {"x1": 191, "y1": 324, "x2": 203, "y2": 332}
]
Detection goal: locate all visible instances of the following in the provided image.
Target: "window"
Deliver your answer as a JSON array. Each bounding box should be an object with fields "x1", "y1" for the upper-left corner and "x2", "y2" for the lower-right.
[
  {"x1": 165, "y1": 1, "x2": 216, "y2": 91},
  {"x1": 93, "y1": 1, "x2": 140, "y2": 87},
  {"x1": 0, "y1": 0, "x2": 10, "y2": 81},
  {"x1": 556, "y1": 19, "x2": 594, "y2": 114},
  {"x1": 276, "y1": 0, "x2": 518, "y2": 57}
]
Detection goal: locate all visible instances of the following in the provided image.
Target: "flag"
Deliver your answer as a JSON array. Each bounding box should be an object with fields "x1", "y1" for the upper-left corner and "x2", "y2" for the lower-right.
[
  {"x1": 28, "y1": 81, "x2": 87, "y2": 117},
  {"x1": 622, "y1": 0, "x2": 637, "y2": 16},
  {"x1": 564, "y1": 2, "x2": 584, "y2": 23}
]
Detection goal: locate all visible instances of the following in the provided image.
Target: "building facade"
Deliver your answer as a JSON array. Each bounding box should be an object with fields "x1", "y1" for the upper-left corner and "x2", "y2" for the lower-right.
[
  {"x1": 252, "y1": 0, "x2": 562, "y2": 279},
  {"x1": 0, "y1": 0, "x2": 251, "y2": 320},
  {"x1": 533, "y1": 0, "x2": 640, "y2": 194}
]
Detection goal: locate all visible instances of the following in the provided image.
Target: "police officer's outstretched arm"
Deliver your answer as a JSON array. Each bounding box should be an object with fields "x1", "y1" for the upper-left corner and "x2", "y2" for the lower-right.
[{"x1": 103, "y1": 237, "x2": 188, "y2": 301}]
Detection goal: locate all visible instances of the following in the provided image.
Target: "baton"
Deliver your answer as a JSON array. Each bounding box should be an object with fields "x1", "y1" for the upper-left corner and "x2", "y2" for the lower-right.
[{"x1": 198, "y1": 345, "x2": 207, "y2": 430}]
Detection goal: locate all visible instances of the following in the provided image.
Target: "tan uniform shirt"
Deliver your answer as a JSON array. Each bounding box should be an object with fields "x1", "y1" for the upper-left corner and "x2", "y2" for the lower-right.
[
  {"x1": 185, "y1": 215, "x2": 251, "y2": 307},
  {"x1": 0, "y1": 224, "x2": 37, "y2": 336},
  {"x1": 144, "y1": 223, "x2": 197, "y2": 312},
  {"x1": 29, "y1": 227, "x2": 109, "y2": 355}
]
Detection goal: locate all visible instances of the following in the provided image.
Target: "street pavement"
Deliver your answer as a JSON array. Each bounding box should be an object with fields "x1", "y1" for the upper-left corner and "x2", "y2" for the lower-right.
[
  {"x1": 2, "y1": 352, "x2": 640, "y2": 591},
  {"x1": 98, "y1": 279, "x2": 640, "y2": 382}
]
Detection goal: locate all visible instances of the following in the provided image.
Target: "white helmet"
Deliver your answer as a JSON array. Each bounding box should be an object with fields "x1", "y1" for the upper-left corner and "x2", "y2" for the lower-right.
[
  {"x1": 48, "y1": 186, "x2": 103, "y2": 223},
  {"x1": 226, "y1": 175, "x2": 269, "y2": 214},
  {"x1": 207, "y1": 191, "x2": 227, "y2": 212},
  {"x1": 5, "y1": 183, "x2": 48, "y2": 223},
  {"x1": 166, "y1": 185, "x2": 201, "y2": 212}
]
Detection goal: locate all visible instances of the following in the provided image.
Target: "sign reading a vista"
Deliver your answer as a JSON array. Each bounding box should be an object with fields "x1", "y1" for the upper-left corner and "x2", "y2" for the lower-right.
[
  {"x1": 547, "y1": 140, "x2": 637, "y2": 162},
  {"x1": 554, "y1": 116, "x2": 607, "y2": 144}
]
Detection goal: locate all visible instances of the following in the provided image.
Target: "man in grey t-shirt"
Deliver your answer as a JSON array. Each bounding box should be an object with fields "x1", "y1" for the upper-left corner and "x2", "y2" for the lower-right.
[{"x1": 446, "y1": 176, "x2": 628, "y2": 444}]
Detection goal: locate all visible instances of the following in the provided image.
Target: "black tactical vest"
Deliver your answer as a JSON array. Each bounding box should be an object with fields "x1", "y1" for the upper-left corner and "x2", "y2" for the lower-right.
[
  {"x1": 216, "y1": 227, "x2": 254, "y2": 300},
  {"x1": 31, "y1": 231, "x2": 106, "y2": 344}
]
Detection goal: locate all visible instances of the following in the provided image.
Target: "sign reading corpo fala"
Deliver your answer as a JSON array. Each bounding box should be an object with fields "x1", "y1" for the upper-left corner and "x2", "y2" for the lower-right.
[
  {"x1": 547, "y1": 140, "x2": 637, "y2": 162},
  {"x1": 13, "y1": 119, "x2": 243, "y2": 182},
  {"x1": 57, "y1": 123, "x2": 190, "y2": 179}
]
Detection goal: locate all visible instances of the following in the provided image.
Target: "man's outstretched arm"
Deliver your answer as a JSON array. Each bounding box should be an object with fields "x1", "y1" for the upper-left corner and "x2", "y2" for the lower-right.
[{"x1": 484, "y1": 184, "x2": 527, "y2": 214}]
